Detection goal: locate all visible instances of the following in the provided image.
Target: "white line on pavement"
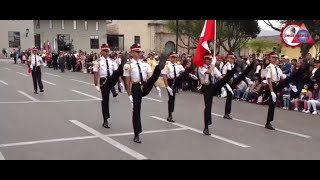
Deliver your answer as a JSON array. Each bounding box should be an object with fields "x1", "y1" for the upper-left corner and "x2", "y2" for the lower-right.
[
  {"x1": 0, "y1": 80, "x2": 8, "y2": 85},
  {"x1": 0, "y1": 128, "x2": 188, "y2": 148},
  {"x1": 17, "y1": 90, "x2": 39, "y2": 102},
  {"x1": 0, "y1": 136, "x2": 97, "y2": 148},
  {"x1": 0, "y1": 152, "x2": 5, "y2": 160},
  {"x1": 45, "y1": 72, "x2": 61, "y2": 77},
  {"x1": 70, "y1": 120, "x2": 148, "y2": 160},
  {"x1": 151, "y1": 116, "x2": 250, "y2": 148},
  {"x1": 42, "y1": 80, "x2": 56, "y2": 86},
  {"x1": 107, "y1": 128, "x2": 187, "y2": 137},
  {"x1": 0, "y1": 99, "x2": 99, "y2": 104},
  {"x1": 71, "y1": 89, "x2": 101, "y2": 100},
  {"x1": 143, "y1": 97, "x2": 163, "y2": 102},
  {"x1": 211, "y1": 113, "x2": 311, "y2": 139},
  {"x1": 16, "y1": 72, "x2": 28, "y2": 77},
  {"x1": 70, "y1": 79, "x2": 94, "y2": 85}
]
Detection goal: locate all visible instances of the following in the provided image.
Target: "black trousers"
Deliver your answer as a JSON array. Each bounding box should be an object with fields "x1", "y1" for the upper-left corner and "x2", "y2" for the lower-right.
[
  {"x1": 53, "y1": 60, "x2": 58, "y2": 70},
  {"x1": 167, "y1": 79, "x2": 176, "y2": 115},
  {"x1": 266, "y1": 83, "x2": 277, "y2": 123},
  {"x1": 100, "y1": 78, "x2": 111, "y2": 122},
  {"x1": 59, "y1": 63, "x2": 65, "y2": 72},
  {"x1": 32, "y1": 66, "x2": 43, "y2": 92},
  {"x1": 132, "y1": 65, "x2": 162, "y2": 136},
  {"x1": 224, "y1": 85, "x2": 233, "y2": 116},
  {"x1": 203, "y1": 84, "x2": 214, "y2": 128}
]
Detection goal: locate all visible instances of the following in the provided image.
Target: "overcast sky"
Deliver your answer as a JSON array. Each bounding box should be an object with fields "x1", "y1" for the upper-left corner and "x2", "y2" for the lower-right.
[{"x1": 258, "y1": 20, "x2": 281, "y2": 30}]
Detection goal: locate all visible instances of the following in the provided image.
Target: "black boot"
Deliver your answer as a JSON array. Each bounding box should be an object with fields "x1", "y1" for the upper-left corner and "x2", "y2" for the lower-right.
[
  {"x1": 102, "y1": 120, "x2": 110, "y2": 128},
  {"x1": 203, "y1": 128, "x2": 211, "y2": 136},
  {"x1": 167, "y1": 115, "x2": 175, "y2": 122},
  {"x1": 133, "y1": 135, "x2": 141, "y2": 143},
  {"x1": 223, "y1": 114, "x2": 232, "y2": 119},
  {"x1": 265, "y1": 123, "x2": 275, "y2": 130}
]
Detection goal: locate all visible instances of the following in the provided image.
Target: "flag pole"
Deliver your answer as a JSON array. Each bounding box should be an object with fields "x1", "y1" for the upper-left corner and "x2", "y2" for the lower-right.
[{"x1": 212, "y1": 20, "x2": 217, "y2": 65}]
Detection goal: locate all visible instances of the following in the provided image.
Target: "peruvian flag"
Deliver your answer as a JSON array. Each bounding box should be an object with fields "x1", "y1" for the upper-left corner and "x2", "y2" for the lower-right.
[{"x1": 193, "y1": 20, "x2": 216, "y2": 67}]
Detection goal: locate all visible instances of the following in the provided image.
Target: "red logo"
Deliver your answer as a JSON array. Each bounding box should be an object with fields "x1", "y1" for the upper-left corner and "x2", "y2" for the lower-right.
[{"x1": 280, "y1": 22, "x2": 314, "y2": 48}]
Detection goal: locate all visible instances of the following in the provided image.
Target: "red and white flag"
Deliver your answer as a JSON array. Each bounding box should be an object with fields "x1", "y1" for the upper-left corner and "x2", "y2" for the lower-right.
[{"x1": 193, "y1": 20, "x2": 216, "y2": 67}]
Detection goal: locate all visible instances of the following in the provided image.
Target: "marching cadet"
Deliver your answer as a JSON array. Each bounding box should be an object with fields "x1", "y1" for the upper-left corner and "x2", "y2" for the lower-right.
[
  {"x1": 161, "y1": 51, "x2": 191, "y2": 122},
  {"x1": 123, "y1": 44, "x2": 166, "y2": 143},
  {"x1": 199, "y1": 52, "x2": 235, "y2": 135},
  {"x1": 93, "y1": 44, "x2": 124, "y2": 128},
  {"x1": 28, "y1": 47, "x2": 44, "y2": 94},
  {"x1": 221, "y1": 53, "x2": 236, "y2": 119}
]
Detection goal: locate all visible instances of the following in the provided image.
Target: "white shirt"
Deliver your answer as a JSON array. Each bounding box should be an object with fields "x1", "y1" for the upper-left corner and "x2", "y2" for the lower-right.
[
  {"x1": 93, "y1": 56, "x2": 118, "y2": 78},
  {"x1": 312, "y1": 67, "x2": 318, "y2": 77},
  {"x1": 266, "y1": 63, "x2": 286, "y2": 82},
  {"x1": 161, "y1": 61, "x2": 185, "y2": 79},
  {"x1": 29, "y1": 54, "x2": 43, "y2": 67},
  {"x1": 222, "y1": 62, "x2": 233, "y2": 75},
  {"x1": 199, "y1": 64, "x2": 222, "y2": 84},
  {"x1": 123, "y1": 59, "x2": 152, "y2": 83},
  {"x1": 115, "y1": 58, "x2": 121, "y2": 66}
]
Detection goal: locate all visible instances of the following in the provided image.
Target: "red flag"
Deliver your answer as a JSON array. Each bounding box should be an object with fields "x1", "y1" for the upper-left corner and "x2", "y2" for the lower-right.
[{"x1": 193, "y1": 20, "x2": 216, "y2": 67}]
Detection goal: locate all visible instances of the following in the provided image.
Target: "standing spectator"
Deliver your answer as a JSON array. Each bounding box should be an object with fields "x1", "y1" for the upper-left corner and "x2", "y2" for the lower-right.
[
  {"x1": 58, "y1": 52, "x2": 66, "y2": 73},
  {"x1": 281, "y1": 55, "x2": 292, "y2": 77},
  {"x1": 52, "y1": 51, "x2": 59, "y2": 70},
  {"x1": 282, "y1": 85, "x2": 291, "y2": 110},
  {"x1": 310, "y1": 60, "x2": 320, "y2": 85}
]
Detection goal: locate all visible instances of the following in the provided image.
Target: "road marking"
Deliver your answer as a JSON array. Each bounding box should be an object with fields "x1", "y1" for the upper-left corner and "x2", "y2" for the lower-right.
[
  {"x1": 17, "y1": 90, "x2": 39, "y2": 102},
  {"x1": 45, "y1": 72, "x2": 61, "y2": 77},
  {"x1": 143, "y1": 97, "x2": 163, "y2": 102},
  {"x1": 107, "y1": 128, "x2": 187, "y2": 137},
  {"x1": 70, "y1": 79, "x2": 94, "y2": 85},
  {"x1": 71, "y1": 90, "x2": 101, "y2": 100},
  {"x1": 42, "y1": 80, "x2": 56, "y2": 86},
  {"x1": 0, "y1": 136, "x2": 97, "y2": 148},
  {"x1": 16, "y1": 72, "x2": 28, "y2": 77},
  {"x1": 0, "y1": 128, "x2": 187, "y2": 149},
  {"x1": 151, "y1": 116, "x2": 250, "y2": 148},
  {"x1": 4, "y1": 68, "x2": 10, "y2": 71},
  {"x1": 0, "y1": 152, "x2": 5, "y2": 160},
  {"x1": 70, "y1": 120, "x2": 148, "y2": 160},
  {"x1": 211, "y1": 113, "x2": 311, "y2": 139},
  {"x1": 0, "y1": 80, "x2": 8, "y2": 85},
  {"x1": 0, "y1": 99, "x2": 100, "y2": 104}
]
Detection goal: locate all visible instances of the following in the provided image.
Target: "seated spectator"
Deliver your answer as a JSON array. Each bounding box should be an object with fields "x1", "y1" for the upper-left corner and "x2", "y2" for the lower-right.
[
  {"x1": 291, "y1": 84, "x2": 312, "y2": 112},
  {"x1": 305, "y1": 83, "x2": 320, "y2": 115},
  {"x1": 233, "y1": 80, "x2": 248, "y2": 99},
  {"x1": 242, "y1": 79, "x2": 262, "y2": 102}
]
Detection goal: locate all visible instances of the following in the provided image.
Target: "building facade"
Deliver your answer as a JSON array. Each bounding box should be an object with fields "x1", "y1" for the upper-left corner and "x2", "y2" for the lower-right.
[
  {"x1": 106, "y1": 20, "x2": 189, "y2": 54},
  {"x1": 34, "y1": 20, "x2": 107, "y2": 53},
  {"x1": 0, "y1": 20, "x2": 35, "y2": 52}
]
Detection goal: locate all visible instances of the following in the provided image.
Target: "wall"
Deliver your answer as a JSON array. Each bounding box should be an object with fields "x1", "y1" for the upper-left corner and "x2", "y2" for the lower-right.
[{"x1": 0, "y1": 20, "x2": 35, "y2": 52}]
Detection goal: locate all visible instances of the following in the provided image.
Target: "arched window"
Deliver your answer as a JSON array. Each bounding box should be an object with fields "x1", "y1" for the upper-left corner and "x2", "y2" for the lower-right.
[{"x1": 165, "y1": 41, "x2": 175, "y2": 54}]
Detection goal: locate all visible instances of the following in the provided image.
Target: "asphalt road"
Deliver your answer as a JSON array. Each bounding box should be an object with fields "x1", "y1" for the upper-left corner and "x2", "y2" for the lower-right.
[{"x1": 0, "y1": 58, "x2": 320, "y2": 160}]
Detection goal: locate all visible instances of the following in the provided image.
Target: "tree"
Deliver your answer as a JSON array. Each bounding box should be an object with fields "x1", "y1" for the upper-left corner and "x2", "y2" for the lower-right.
[
  {"x1": 246, "y1": 38, "x2": 275, "y2": 54},
  {"x1": 263, "y1": 20, "x2": 320, "y2": 57},
  {"x1": 166, "y1": 20, "x2": 260, "y2": 54}
]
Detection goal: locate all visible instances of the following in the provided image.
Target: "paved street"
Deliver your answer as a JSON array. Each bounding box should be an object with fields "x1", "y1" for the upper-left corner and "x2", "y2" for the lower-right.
[{"x1": 0, "y1": 58, "x2": 320, "y2": 160}]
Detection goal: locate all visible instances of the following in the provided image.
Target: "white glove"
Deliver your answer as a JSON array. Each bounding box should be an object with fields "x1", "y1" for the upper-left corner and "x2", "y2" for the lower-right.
[
  {"x1": 166, "y1": 87, "x2": 173, "y2": 96},
  {"x1": 189, "y1": 73, "x2": 198, "y2": 80},
  {"x1": 95, "y1": 86, "x2": 100, "y2": 92},
  {"x1": 156, "y1": 86, "x2": 162, "y2": 98},
  {"x1": 128, "y1": 95, "x2": 133, "y2": 107},
  {"x1": 290, "y1": 85, "x2": 298, "y2": 92},
  {"x1": 30, "y1": 65, "x2": 33, "y2": 70},
  {"x1": 225, "y1": 84, "x2": 234, "y2": 95},
  {"x1": 271, "y1": 91, "x2": 277, "y2": 102},
  {"x1": 119, "y1": 82, "x2": 125, "y2": 92}
]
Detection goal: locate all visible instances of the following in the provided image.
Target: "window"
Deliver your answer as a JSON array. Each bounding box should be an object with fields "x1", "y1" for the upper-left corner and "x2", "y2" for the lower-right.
[
  {"x1": 35, "y1": 20, "x2": 40, "y2": 29},
  {"x1": 84, "y1": 21, "x2": 88, "y2": 30},
  {"x1": 49, "y1": 20, "x2": 52, "y2": 29},
  {"x1": 34, "y1": 34, "x2": 41, "y2": 49},
  {"x1": 8, "y1": 31, "x2": 21, "y2": 48},
  {"x1": 107, "y1": 34, "x2": 124, "y2": 51},
  {"x1": 57, "y1": 34, "x2": 71, "y2": 51},
  {"x1": 73, "y1": 20, "x2": 77, "y2": 30},
  {"x1": 96, "y1": 22, "x2": 99, "y2": 31},
  {"x1": 134, "y1": 36, "x2": 140, "y2": 44},
  {"x1": 62, "y1": 20, "x2": 65, "y2": 30},
  {"x1": 90, "y1": 35, "x2": 99, "y2": 49}
]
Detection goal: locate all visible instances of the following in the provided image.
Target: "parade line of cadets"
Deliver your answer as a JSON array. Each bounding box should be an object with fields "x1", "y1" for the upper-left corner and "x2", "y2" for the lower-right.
[{"x1": 14, "y1": 47, "x2": 320, "y2": 116}]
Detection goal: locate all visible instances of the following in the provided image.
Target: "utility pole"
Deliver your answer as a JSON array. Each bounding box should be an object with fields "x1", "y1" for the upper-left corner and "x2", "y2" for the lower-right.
[{"x1": 176, "y1": 20, "x2": 179, "y2": 53}]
